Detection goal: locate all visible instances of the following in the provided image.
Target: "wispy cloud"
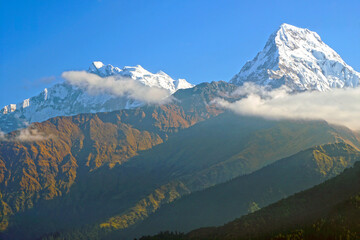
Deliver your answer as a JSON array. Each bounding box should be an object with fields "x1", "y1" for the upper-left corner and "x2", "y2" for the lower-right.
[
  {"x1": 214, "y1": 83, "x2": 360, "y2": 130},
  {"x1": 62, "y1": 71, "x2": 171, "y2": 104},
  {"x1": 0, "y1": 128, "x2": 52, "y2": 142},
  {"x1": 0, "y1": 131, "x2": 5, "y2": 140},
  {"x1": 22, "y1": 76, "x2": 59, "y2": 90}
]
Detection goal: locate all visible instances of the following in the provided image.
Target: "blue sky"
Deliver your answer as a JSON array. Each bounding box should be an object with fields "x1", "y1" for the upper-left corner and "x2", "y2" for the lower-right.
[{"x1": 1, "y1": 0, "x2": 360, "y2": 107}]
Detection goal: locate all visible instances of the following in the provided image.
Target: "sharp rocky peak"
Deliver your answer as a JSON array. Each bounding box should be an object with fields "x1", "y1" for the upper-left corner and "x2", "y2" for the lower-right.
[{"x1": 230, "y1": 23, "x2": 360, "y2": 91}]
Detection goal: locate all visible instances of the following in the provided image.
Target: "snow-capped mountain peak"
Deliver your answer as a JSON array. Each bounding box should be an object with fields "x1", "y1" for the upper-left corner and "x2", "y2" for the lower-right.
[
  {"x1": 175, "y1": 79, "x2": 194, "y2": 90},
  {"x1": 88, "y1": 61, "x2": 193, "y2": 93},
  {"x1": 230, "y1": 23, "x2": 360, "y2": 91},
  {"x1": 0, "y1": 62, "x2": 194, "y2": 133},
  {"x1": 88, "y1": 61, "x2": 122, "y2": 77},
  {"x1": 92, "y1": 61, "x2": 105, "y2": 69}
]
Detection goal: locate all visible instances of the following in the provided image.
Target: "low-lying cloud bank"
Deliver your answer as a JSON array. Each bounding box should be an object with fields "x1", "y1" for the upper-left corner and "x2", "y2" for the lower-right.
[
  {"x1": 62, "y1": 71, "x2": 170, "y2": 104},
  {"x1": 0, "y1": 128, "x2": 51, "y2": 142},
  {"x1": 214, "y1": 83, "x2": 360, "y2": 130}
]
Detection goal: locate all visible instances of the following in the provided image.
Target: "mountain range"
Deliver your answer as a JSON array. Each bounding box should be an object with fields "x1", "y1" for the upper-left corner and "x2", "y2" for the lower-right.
[
  {"x1": 1, "y1": 23, "x2": 360, "y2": 240},
  {"x1": 139, "y1": 143, "x2": 360, "y2": 240},
  {"x1": 4, "y1": 111, "x2": 360, "y2": 240},
  {"x1": 0, "y1": 63, "x2": 193, "y2": 133},
  {"x1": 2, "y1": 24, "x2": 360, "y2": 134},
  {"x1": 116, "y1": 142, "x2": 360, "y2": 239}
]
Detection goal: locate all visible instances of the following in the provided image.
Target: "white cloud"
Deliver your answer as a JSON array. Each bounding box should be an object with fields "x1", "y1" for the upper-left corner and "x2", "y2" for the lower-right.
[
  {"x1": 16, "y1": 128, "x2": 51, "y2": 142},
  {"x1": 214, "y1": 82, "x2": 360, "y2": 130},
  {"x1": 0, "y1": 128, "x2": 51, "y2": 142},
  {"x1": 62, "y1": 71, "x2": 171, "y2": 104},
  {"x1": 0, "y1": 131, "x2": 5, "y2": 141}
]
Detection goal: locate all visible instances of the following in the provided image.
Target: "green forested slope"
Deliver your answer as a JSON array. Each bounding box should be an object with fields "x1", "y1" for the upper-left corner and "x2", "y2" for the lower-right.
[
  {"x1": 137, "y1": 150, "x2": 360, "y2": 240},
  {"x1": 122, "y1": 143, "x2": 360, "y2": 239}
]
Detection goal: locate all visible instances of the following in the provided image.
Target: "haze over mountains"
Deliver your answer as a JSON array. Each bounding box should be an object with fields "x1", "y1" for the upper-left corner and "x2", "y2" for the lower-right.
[
  {"x1": 0, "y1": 23, "x2": 360, "y2": 240},
  {"x1": 120, "y1": 142, "x2": 360, "y2": 239},
  {"x1": 142, "y1": 145, "x2": 360, "y2": 240}
]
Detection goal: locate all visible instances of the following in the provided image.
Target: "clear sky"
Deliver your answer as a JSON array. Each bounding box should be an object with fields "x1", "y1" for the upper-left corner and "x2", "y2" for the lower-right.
[{"x1": 1, "y1": 0, "x2": 359, "y2": 107}]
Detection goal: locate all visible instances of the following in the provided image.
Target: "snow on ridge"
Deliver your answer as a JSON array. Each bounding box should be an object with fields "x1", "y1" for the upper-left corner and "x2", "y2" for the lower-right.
[
  {"x1": 0, "y1": 62, "x2": 194, "y2": 133},
  {"x1": 88, "y1": 61, "x2": 194, "y2": 93}
]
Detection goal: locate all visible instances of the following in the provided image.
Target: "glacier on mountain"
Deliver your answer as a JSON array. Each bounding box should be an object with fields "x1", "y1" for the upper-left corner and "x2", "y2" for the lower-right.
[
  {"x1": 230, "y1": 23, "x2": 360, "y2": 91},
  {"x1": 0, "y1": 62, "x2": 194, "y2": 133}
]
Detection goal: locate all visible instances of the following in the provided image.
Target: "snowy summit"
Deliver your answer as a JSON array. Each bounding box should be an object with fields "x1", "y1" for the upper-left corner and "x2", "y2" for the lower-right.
[
  {"x1": 88, "y1": 62, "x2": 193, "y2": 93},
  {"x1": 230, "y1": 23, "x2": 360, "y2": 91},
  {"x1": 0, "y1": 62, "x2": 194, "y2": 133}
]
